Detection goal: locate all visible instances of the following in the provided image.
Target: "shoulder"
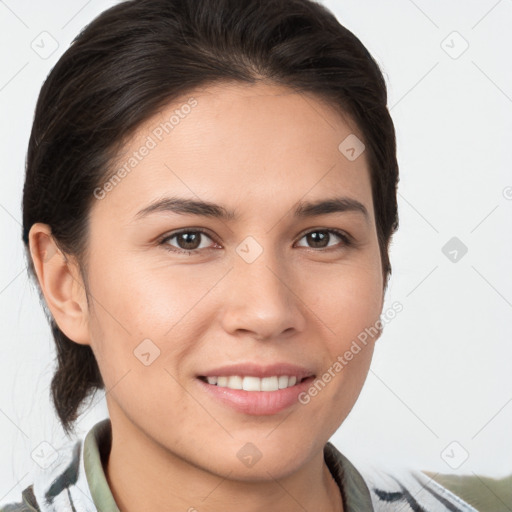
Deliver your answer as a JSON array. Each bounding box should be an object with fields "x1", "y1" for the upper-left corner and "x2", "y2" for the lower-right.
[
  {"x1": 360, "y1": 466, "x2": 481, "y2": 511},
  {"x1": 324, "y1": 441, "x2": 489, "y2": 511},
  {"x1": 425, "y1": 470, "x2": 512, "y2": 512},
  {"x1": 0, "y1": 484, "x2": 40, "y2": 512},
  {"x1": 1, "y1": 420, "x2": 111, "y2": 512},
  {"x1": 360, "y1": 463, "x2": 512, "y2": 511}
]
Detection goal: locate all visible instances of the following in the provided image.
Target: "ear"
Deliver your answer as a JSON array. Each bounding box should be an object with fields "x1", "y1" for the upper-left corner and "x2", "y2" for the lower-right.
[{"x1": 28, "y1": 223, "x2": 91, "y2": 346}]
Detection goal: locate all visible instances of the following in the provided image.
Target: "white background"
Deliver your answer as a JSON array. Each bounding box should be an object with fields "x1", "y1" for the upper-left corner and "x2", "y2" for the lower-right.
[{"x1": 0, "y1": 0, "x2": 511, "y2": 504}]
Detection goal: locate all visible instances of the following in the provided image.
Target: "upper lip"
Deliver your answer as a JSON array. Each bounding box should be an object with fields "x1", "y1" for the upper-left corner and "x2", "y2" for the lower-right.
[{"x1": 198, "y1": 362, "x2": 315, "y2": 381}]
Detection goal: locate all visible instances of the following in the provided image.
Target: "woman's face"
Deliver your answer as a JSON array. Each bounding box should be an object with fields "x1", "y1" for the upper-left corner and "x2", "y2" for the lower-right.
[{"x1": 82, "y1": 81, "x2": 384, "y2": 478}]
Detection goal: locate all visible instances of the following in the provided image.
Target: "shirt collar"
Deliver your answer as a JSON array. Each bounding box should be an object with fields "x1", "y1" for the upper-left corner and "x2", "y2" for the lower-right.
[
  {"x1": 324, "y1": 441, "x2": 375, "y2": 511},
  {"x1": 81, "y1": 418, "x2": 374, "y2": 511},
  {"x1": 83, "y1": 418, "x2": 119, "y2": 512}
]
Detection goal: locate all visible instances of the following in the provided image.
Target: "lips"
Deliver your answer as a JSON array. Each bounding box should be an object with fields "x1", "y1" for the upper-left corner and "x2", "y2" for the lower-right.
[{"x1": 195, "y1": 362, "x2": 316, "y2": 415}]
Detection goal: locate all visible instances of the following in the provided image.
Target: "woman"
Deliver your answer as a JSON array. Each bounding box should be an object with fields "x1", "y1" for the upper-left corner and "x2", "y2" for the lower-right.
[{"x1": 1, "y1": 0, "x2": 501, "y2": 510}]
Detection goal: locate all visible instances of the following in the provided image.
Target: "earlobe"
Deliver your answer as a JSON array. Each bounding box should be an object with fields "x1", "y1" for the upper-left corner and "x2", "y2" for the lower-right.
[{"x1": 28, "y1": 223, "x2": 91, "y2": 346}]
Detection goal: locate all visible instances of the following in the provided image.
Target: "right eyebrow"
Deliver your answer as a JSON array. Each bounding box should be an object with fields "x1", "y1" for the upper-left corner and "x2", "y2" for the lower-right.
[{"x1": 134, "y1": 196, "x2": 236, "y2": 221}]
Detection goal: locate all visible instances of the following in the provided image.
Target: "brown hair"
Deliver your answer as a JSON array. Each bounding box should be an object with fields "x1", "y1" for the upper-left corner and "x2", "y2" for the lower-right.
[{"x1": 22, "y1": 0, "x2": 399, "y2": 436}]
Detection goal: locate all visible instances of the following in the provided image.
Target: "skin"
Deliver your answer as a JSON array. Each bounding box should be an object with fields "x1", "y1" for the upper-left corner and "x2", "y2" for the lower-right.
[{"x1": 30, "y1": 81, "x2": 384, "y2": 512}]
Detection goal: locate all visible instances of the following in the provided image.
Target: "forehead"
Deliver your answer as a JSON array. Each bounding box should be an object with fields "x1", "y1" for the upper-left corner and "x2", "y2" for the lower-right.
[{"x1": 92, "y1": 81, "x2": 373, "y2": 224}]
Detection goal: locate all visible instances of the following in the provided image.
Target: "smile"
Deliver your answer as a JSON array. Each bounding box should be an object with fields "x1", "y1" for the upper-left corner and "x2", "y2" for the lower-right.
[{"x1": 198, "y1": 375, "x2": 306, "y2": 391}]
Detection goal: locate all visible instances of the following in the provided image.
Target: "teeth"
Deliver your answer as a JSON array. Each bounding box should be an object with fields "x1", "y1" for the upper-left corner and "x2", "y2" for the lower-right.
[
  {"x1": 278, "y1": 375, "x2": 289, "y2": 389},
  {"x1": 205, "y1": 375, "x2": 301, "y2": 391},
  {"x1": 227, "y1": 375, "x2": 243, "y2": 389},
  {"x1": 261, "y1": 376, "x2": 278, "y2": 391},
  {"x1": 243, "y1": 376, "x2": 261, "y2": 391}
]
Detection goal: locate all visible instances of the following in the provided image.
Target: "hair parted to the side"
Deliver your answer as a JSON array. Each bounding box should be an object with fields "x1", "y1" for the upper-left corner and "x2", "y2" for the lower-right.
[{"x1": 22, "y1": 0, "x2": 399, "y2": 437}]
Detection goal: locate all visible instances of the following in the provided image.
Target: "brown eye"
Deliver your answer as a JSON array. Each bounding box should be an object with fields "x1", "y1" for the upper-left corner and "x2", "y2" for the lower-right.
[
  {"x1": 296, "y1": 229, "x2": 351, "y2": 250},
  {"x1": 174, "y1": 232, "x2": 202, "y2": 250},
  {"x1": 160, "y1": 229, "x2": 217, "y2": 254}
]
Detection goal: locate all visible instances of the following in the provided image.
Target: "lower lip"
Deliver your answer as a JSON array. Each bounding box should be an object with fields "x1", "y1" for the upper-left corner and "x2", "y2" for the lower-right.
[{"x1": 195, "y1": 376, "x2": 315, "y2": 415}]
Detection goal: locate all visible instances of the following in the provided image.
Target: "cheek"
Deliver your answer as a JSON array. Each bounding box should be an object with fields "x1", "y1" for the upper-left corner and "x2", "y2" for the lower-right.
[
  {"x1": 85, "y1": 254, "x2": 221, "y2": 379},
  {"x1": 298, "y1": 272, "x2": 379, "y2": 436},
  {"x1": 299, "y1": 256, "x2": 382, "y2": 420},
  {"x1": 88, "y1": 251, "x2": 206, "y2": 335},
  {"x1": 307, "y1": 258, "x2": 383, "y2": 347}
]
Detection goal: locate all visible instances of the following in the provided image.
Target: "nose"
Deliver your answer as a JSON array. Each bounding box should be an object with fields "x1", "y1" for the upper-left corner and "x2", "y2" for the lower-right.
[{"x1": 219, "y1": 244, "x2": 306, "y2": 341}]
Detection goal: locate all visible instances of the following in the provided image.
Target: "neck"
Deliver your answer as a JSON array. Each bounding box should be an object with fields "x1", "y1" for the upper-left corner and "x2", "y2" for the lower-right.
[{"x1": 104, "y1": 419, "x2": 344, "y2": 512}]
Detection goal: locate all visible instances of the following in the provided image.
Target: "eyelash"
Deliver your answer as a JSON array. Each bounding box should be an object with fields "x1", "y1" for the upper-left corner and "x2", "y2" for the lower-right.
[{"x1": 158, "y1": 228, "x2": 353, "y2": 256}]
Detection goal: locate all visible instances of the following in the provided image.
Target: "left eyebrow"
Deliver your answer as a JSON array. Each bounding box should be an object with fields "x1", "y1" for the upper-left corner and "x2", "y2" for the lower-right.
[
  {"x1": 294, "y1": 197, "x2": 370, "y2": 225},
  {"x1": 134, "y1": 195, "x2": 370, "y2": 225}
]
